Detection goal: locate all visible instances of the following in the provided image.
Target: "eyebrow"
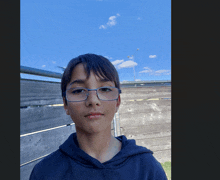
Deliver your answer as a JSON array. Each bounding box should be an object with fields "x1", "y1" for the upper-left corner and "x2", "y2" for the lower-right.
[
  {"x1": 69, "y1": 79, "x2": 85, "y2": 86},
  {"x1": 69, "y1": 78, "x2": 111, "y2": 86}
]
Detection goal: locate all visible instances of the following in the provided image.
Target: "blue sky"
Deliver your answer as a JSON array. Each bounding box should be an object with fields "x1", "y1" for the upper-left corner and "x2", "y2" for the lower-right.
[{"x1": 20, "y1": 0, "x2": 171, "y2": 82}]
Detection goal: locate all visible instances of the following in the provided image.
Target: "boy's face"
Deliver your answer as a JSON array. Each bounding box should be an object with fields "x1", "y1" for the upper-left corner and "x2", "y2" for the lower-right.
[{"x1": 63, "y1": 63, "x2": 121, "y2": 134}]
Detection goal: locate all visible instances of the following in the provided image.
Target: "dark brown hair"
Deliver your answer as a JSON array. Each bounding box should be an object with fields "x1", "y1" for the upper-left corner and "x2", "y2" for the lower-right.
[{"x1": 61, "y1": 53, "x2": 120, "y2": 104}]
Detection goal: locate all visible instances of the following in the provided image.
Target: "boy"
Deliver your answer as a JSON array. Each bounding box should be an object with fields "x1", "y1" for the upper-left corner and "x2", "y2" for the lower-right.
[{"x1": 29, "y1": 54, "x2": 167, "y2": 179}]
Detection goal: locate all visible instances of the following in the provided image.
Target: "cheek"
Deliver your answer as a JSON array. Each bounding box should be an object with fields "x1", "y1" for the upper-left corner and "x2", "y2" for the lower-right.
[
  {"x1": 68, "y1": 104, "x2": 84, "y2": 124},
  {"x1": 105, "y1": 101, "x2": 117, "y2": 113},
  {"x1": 75, "y1": 105, "x2": 83, "y2": 112},
  {"x1": 68, "y1": 103, "x2": 83, "y2": 115}
]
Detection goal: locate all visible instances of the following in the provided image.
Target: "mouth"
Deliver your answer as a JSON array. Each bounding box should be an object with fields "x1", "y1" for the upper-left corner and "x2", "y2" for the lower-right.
[{"x1": 85, "y1": 113, "x2": 104, "y2": 119}]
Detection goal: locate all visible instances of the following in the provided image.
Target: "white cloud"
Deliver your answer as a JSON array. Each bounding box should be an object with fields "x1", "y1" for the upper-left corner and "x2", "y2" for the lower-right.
[
  {"x1": 99, "y1": 14, "x2": 120, "y2": 29},
  {"x1": 149, "y1": 55, "x2": 157, "y2": 58},
  {"x1": 42, "y1": 65, "x2": 46, "y2": 68},
  {"x1": 99, "y1": 25, "x2": 107, "y2": 29},
  {"x1": 139, "y1": 67, "x2": 171, "y2": 76},
  {"x1": 139, "y1": 69, "x2": 153, "y2": 73},
  {"x1": 137, "y1": 17, "x2": 141, "y2": 20},
  {"x1": 155, "y1": 70, "x2": 171, "y2": 75},
  {"x1": 107, "y1": 16, "x2": 117, "y2": 26},
  {"x1": 111, "y1": 59, "x2": 124, "y2": 65},
  {"x1": 118, "y1": 60, "x2": 138, "y2": 69},
  {"x1": 52, "y1": 61, "x2": 56, "y2": 64},
  {"x1": 144, "y1": 67, "x2": 151, "y2": 70},
  {"x1": 139, "y1": 67, "x2": 153, "y2": 73},
  {"x1": 135, "y1": 79, "x2": 141, "y2": 81}
]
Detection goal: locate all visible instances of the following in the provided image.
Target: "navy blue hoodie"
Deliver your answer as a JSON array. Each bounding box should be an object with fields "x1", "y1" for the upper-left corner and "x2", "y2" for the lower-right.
[{"x1": 29, "y1": 133, "x2": 167, "y2": 180}]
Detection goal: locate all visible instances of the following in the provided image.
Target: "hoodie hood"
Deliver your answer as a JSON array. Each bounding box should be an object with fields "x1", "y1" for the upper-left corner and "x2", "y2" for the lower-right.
[{"x1": 59, "y1": 133, "x2": 153, "y2": 169}]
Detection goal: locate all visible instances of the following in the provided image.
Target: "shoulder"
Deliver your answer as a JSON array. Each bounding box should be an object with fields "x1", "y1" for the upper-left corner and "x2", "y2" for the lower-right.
[
  {"x1": 139, "y1": 153, "x2": 168, "y2": 179},
  {"x1": 37, "y1": 149, "x2": 68, "y2": 166},
  {"x1": 128, "y1": 152, "x2": 167, "y2": 180},
  {"x1": 138, "y1": 152, "x2": 160, "y2": 164},
  {"x1": 29, "y1": 149, "x2": 70, "y2": 180}
]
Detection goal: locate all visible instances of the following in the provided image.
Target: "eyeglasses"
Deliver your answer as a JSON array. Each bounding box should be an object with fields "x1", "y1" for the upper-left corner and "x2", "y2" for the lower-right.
[{"x1": 65, "y1": 86, "x2": 121, "y2": 102}]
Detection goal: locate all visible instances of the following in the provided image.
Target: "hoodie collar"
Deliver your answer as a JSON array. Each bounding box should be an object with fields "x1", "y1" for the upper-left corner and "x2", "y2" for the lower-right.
[{"x1": 59, "y1": 133, "x2": 153, "y2": 169}]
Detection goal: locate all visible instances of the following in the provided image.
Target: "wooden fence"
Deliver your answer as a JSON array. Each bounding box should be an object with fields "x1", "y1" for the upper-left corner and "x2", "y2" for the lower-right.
[
  {"x1": 20, "y1": 75, "x2": 171, "y2": 179},
  {"x1": 118, "y1": 86, "x2": 171, "y2": 163},
  {"x1": 20, "y1": 78, "x2": 119, "y2": 180}
]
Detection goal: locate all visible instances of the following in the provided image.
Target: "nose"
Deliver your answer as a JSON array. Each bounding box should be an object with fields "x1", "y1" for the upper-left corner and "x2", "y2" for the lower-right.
[{"x1": 85, "y1": 90, "x2": 101, "y2": 106}]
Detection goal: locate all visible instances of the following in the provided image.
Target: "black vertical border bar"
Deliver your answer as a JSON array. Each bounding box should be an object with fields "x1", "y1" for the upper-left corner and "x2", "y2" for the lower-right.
[
  {"x1": 172, "y1": 0, "x2": 220, "y2": 179},
  {"x1": 0, "y1": 0, "x2": 20, "y2": 179}
]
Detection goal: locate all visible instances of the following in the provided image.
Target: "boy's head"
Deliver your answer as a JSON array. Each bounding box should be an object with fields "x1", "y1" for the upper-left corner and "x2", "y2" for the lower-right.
[{"x1": 61, "y1": 53, "x2": 120, "y2": 104}]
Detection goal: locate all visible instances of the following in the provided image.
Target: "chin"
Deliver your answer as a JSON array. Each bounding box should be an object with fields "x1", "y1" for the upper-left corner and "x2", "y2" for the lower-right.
[{"x1": 77, "y1": 125, "x2": 111, "y2": 135}]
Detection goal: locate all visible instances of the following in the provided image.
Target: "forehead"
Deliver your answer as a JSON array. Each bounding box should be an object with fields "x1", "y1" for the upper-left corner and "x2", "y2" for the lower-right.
[
  {"x1": 69, "y1": 63, "x2": 114, "y2": 86},
  {"x1": 71, "y1": 63, "x2": 88, "y2": 78}
]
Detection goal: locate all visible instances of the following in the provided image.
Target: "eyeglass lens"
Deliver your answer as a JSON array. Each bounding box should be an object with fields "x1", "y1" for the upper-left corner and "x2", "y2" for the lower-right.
[{"x1": 66, "y1": 87, "x2": 119, "y2": 101}]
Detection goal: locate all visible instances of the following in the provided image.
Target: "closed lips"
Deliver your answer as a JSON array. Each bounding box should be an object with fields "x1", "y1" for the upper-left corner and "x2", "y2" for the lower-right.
[{"x1": 85, "y1": 113, "x2": 104, "y2": 117}]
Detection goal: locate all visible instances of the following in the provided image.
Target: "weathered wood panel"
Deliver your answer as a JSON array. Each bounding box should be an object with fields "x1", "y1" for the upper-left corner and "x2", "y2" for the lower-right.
[
  {"x1": 121, "y1": 123, "x2": 171, "y2": 136},
  {"x1": 135, "y1": 136, "x2": 171, "y2": 151},
  {"x1": 119, "y1": 86, "x2": 171, "y2": 163},
  {"x1": 153, "y1": 149, "x2": 171, "y2": 164},
  {"x1": 20, "y1": 79, "x2": 63, "y2": 106},
  {"x1": 20, "y1": 124, "x2": 76, "y2": 165},
  {"x1": 20, "y1": 106, "x2": 73, "y2": 135},
  {"x1": 120, "y1": 87, "x2": 171, "y2": 100},
  {"x1": 120, "y1": 112, "x2": 171, "y2": 127},
  {"x1": 123, "y1": 124, "x2": 171, "y2": 164},
  {"x1": 21, "y1": 159, "x2": 41, "y2": 180},
  {"x1": 119, "y1": 99, "x2": 171, "y2": 113},
  {"x1": 135, "y1": 136, "x2": 171, "y2": 163}
]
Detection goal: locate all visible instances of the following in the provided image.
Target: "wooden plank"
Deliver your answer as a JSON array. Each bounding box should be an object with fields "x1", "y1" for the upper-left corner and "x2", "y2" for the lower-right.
[
  {"x1": 119, "y1": 112, "x2": 171, "y2": 127},
  {"x1": 153, "y1": 149, "x2": 171, "y2": 163},
  {"x1": 126, "y1": 131, "x2": 171, "y2": 140},
  {"x1": 119, "y1": 100, "x2": 171, "y2": 114},
  {"x1": 134, "y1": 135, "x2": 171, "y2": 164},
  {"x1": 120, "y1": 87, "x2": 171, "y2": 100},
  {"x1": 135, "y1": 137, "x2": 171, "y2": 163},
  {"x1": 20, "y1": 124, "x2": 76, "y2": 165},
  {"x1": 20, "y1": 106, "x2": 73, "y2": 135},
  {"x1": 135, "y1": 136, "x2": 171, "y2": 150},
  {"x1": 120, "y1": 122, "x2": 171, "y2": 137},
  {"x1": 20, "y1": 158, "x2": 41, "y2": 180},
  {"x1": 20, "y1": 79, "x2": 63, "y2": 106}
]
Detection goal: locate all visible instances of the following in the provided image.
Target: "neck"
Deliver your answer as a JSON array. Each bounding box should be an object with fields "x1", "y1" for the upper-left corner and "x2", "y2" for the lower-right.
[{"x1": 76, "y1": 130, "x2": 121, "y2": 163}]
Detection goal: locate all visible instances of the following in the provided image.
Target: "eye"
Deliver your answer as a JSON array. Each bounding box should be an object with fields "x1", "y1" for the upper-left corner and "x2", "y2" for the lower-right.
[
  {"x1": 100, "y1": 87, "x2": 112, "y2": 92},
  {"x1": 71, "y1": 88, "x2": 86, "y2": 94}
]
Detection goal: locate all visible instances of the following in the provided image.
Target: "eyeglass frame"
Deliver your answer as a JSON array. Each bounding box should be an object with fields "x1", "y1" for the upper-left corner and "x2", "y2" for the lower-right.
[{"x1": 64, "y1": 86, "x2": 122, "y2": 102}]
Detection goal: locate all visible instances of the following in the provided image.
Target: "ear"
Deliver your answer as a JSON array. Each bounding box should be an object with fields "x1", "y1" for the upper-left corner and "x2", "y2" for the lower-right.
[
  {"x1": 63, "y1": 97, "x2": 70, "y2": 115},
  {"x1": 115, "y1": 95, "x2": 121, "y2": 113}
]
